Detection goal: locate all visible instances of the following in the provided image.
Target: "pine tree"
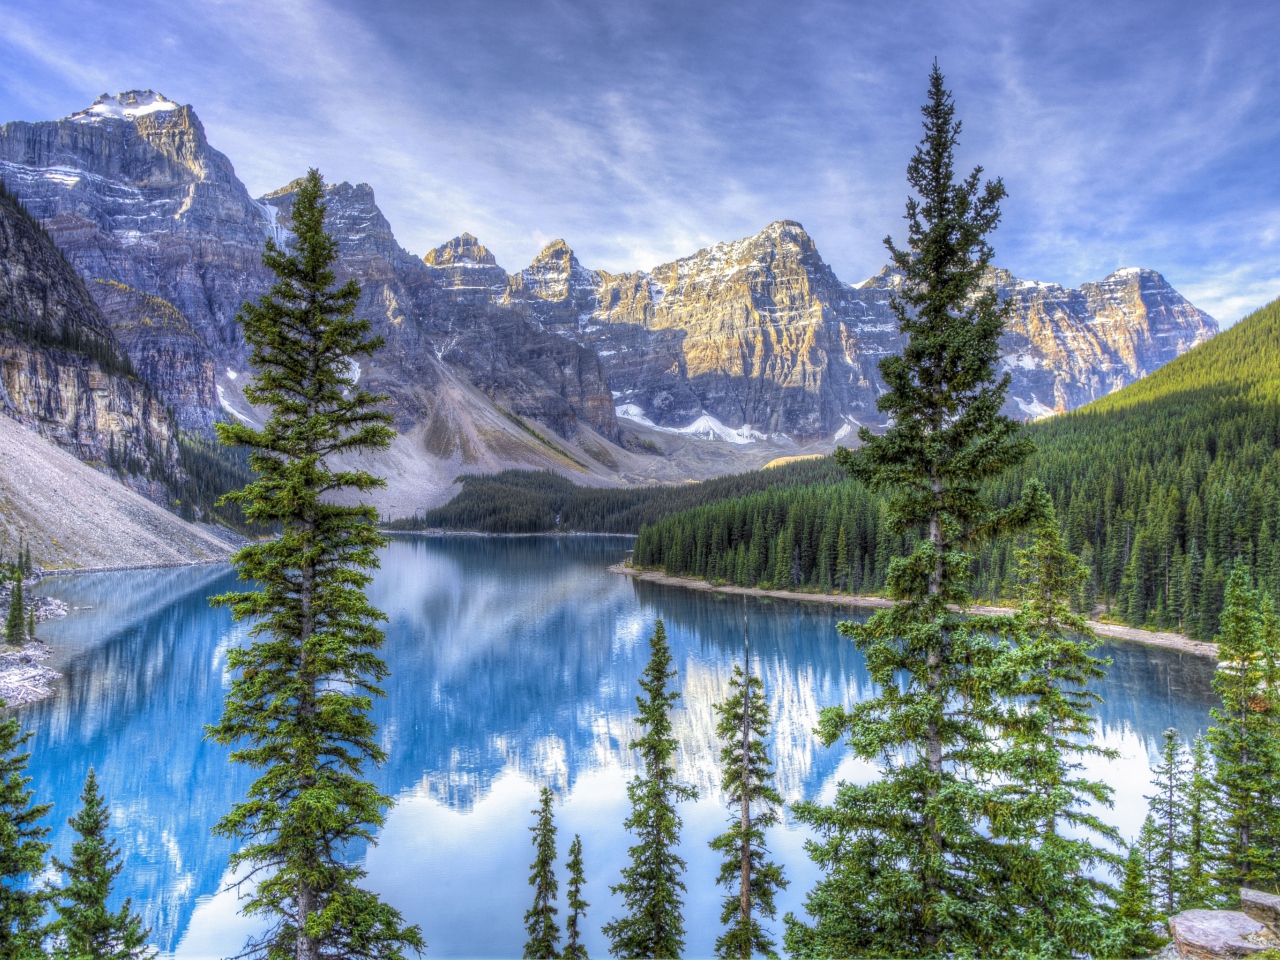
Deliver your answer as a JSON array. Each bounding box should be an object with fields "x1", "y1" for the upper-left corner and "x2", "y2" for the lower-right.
[
  {"x1": 1145, "y1": 728, "x2": 1191, "y2": 916},
  {"x1": 5, "y1": 578, "x2": 23, "y2": 646},
  {"x1": 25, "y1": 607, "x2": 34, "y2": 641},
  {"x1": 206, "y1": 169, "x2": 422, "y2": 960},
  {"x1": 1112, "y1": 843, "x2": 1166, "y2": 958},
  {"x1": 563, "y1": 835, "x2": 588, "y2": 960},
  {"x1": 785, "y1": 64, "x2": 1033, "y2": 958},
  {"x1": 1208, "y1": 567, "x2": 1280, "y2": 895},
  {"x1": 47, "y1": 768, "x2": 152, "y2": 960},
  {"x1": 524, "y1": 787, "x2": 561, "y2": 960},
  {"x1": 709, "y1": 614, "x2": 787, "y2": 959},
  {"x1": 603, "y1": 619, "x2": 696, "y2": 958},
  {"x1": 1182, "y1": 735, "x2": 1216, "y2": 908},
  {"x1": 0, "y1": 707, "x2": 51, "y2": 959},
  {"x1": 989, "y1": 481, "x2": 1122, "y2": 957}
]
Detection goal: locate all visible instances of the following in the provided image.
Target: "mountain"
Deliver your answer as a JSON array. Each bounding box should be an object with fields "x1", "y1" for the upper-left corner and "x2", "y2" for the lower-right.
[
  {"x1": 0, "y1": 91, "x2": 1219, "y2": 517},
  {"x1": 503, "y1": 222, "x2": 1218, "y2": 439},
  {"x1": 0, "y1": 183, "x2": 180, "y2": 504},
  {"x1": 0, "y1": 411, "x2": 230, "y2": 569}
]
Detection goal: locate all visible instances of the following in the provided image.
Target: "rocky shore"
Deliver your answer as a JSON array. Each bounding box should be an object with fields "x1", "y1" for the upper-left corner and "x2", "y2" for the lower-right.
[
  {"x1": 611, "y1": 564, "x2": 1220, "y2": 659},
  {"x1": 0, "y1": 578, "x2": 69, "y2": 706}
]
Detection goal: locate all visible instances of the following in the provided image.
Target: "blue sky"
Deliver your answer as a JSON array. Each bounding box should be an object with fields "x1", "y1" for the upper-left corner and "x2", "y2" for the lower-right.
[{"x1": 2, "y1": 0, "x2": 1278, "y2": 324}]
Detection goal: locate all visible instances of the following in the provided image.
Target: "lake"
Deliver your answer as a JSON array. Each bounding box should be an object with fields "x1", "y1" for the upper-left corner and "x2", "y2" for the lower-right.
[{"x1": 22, "y1": 534, "x2": 1218, "y2": 958}]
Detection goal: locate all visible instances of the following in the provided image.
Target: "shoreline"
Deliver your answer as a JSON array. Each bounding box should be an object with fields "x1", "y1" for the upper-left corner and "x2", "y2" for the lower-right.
[
  {"x1": 34, "y1": 556, "x2": 232, "y2": 578},
  {"x1": 383, "y1": 529, "x2": 638, "y2": 539},
  {"x1": 611, "y1": 564, "x2": 1221, "y2": 659}
]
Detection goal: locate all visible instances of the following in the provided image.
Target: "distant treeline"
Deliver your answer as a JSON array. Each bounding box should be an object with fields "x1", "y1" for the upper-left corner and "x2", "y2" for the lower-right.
[
  {"x1": 634, "y1": 298, "x2": 1280, "y2": 640},
  {"x1": 385, "y1": 457, "x2": 848, "y2": 535}
]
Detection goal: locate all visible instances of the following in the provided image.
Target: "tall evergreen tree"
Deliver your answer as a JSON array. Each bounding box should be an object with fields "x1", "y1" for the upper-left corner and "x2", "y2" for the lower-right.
[
  {"x1": 207, "y1": 169, "x2": 422, "y2": 960},
  {"x1": 785, "y1": 64, "x2": 1033, "y2": 957},
  {"x1": 5, "y1": 578, "x2": 24, "y2": 646},
  {"x1": 709, "y1": 614, "x2": 787, "y2": 959},
  {"x1": 1145, "y1": 728, "x2": 1191, "y2": 916},
  {"x1": 988, "y1": 481, "x2": 1122, "y2": 957},
  {"x1": 563, "y1": 835, "x2": 588, "y2": 960},
  {"x1": 1208, "y1": 567, "x2": 1280, "y2": 895},
  {"x1": 603, "y1": 620, "x2": 696, "y2": 959},
  {"x1": 47, "y1": 768, "x2": 152, "y2": 960},
  {"x1": 524, "y1": 787, "x2": 561, "y2": 960},
  {"x1": 0, "y1": 706, "x2": 50, "y2": 960}
]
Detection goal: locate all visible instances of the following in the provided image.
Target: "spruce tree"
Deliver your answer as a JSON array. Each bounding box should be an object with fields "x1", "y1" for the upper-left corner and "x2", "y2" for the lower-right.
[
  {"x1": 0, "y1": 706, "x2": 51, "y2": 959},
  {"x1": 563, "y1": 835, "x2": 588, "y2": 960},
  {"x1": 524, "y1": 787, "x2": 561, "y2": 960},
  {"x1": 207, "y1": 169, "x2": 422, "y2": 960},
  {"x1": 785, "y1": 64, "x2": 1032, "y2": 957},
  {"x1": 47, "y1": 768, "x2": 152, "y2": 960},
  {"x1": 1208, "y1": 568, "x2": 1280, "y2": 895},
  {"x1": 5, "y1": 579, "x2": 24, "y2": 646},
  {"x1": 709, "y1": 615, "x2": 786, "y2": 959},
  {"x1": 1145, "y1": 728, "x2": 1191, "y2": 916},
  {"x1": 989, "y1": 481, "x2": 1121, "y2": 957},
  {"x1": 1182, "y1": 735, "x2": 1217, "y2": 908},
  {"x1": 603, "y1": 619, "x2": 696, "y2": 959},
  {"x1": 1112, "y1": 843, "x2": 1166, "y2": 958}
]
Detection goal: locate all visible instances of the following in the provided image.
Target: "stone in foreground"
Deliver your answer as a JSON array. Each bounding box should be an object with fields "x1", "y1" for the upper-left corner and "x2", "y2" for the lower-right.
[
  {"x1": 1241, "y1": 887, "x2": 1280, "y2": 934},
  {"x1": 1169, "y1": 908, "x2": 1278, "y2": 959}
]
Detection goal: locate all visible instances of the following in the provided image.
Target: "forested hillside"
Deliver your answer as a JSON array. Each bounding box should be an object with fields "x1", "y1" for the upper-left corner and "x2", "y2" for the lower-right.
[
  {"x1": 386, "y1": 457, "x2": 848, "y2": 534},
  {"x1": 634, "y1": 297, "x2": 1280, "y2": 640}
]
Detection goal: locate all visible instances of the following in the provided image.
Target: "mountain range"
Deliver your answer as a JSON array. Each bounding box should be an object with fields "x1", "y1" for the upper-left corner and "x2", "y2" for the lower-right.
[{"x1": 0, "y1": 90, "x2": 1219, "y2": 521}]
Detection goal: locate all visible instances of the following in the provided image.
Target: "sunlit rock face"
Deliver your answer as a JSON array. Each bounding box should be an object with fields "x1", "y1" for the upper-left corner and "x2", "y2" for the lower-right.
[{"x1": 508, "y1": 223, "x2": 1219, "y2": 439}]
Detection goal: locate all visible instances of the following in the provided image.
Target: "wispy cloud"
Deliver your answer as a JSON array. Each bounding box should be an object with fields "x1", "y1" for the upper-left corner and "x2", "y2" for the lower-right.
[{"x1": 1, "y1": 0, "x2": 1278, "y2": 323}]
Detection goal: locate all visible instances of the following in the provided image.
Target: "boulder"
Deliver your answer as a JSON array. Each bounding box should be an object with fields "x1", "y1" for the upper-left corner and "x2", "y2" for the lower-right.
[
  {"x1": 1242, "y1": 888, "x2": 1280, "y2": 934},
  {"x1": 1169, "y1": 909, "x2": 1276, "y2": 959}
]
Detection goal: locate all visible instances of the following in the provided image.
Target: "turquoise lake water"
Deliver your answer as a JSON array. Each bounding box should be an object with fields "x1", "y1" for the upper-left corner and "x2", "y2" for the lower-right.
[{"x1": 22, "y1": 534, "x2": 1218, "y2": 957}]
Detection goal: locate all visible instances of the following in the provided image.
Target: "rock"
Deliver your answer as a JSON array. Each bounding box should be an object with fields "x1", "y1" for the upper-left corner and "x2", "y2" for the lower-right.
[
  {"x1": 1169, "y1": 909, "x2": 1277, "y2": 959},
  {"x1": 1242, "y1": 888, "x2": 1280, "y2": 933},
  {"x1": 0, "y1": 188, "x2": 181, "y2": 502}
]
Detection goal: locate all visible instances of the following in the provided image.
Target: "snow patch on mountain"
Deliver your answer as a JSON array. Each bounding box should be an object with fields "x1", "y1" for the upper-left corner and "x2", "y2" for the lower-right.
[
  {"x1": 1014, "y1": 395, "x2": 1056, "y2": 420},
  {"x1": 69, "y1": 91, "x2": 180, "y2": 123},
  {"x1": 615, "y1": 405, "x2": 765, "y2": 444}
]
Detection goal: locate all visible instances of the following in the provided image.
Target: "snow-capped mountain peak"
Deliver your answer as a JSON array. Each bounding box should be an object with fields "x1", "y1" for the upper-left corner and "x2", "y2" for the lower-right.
[{"x1": 68, "y1": 90, "x2": 182, "y2": 123}]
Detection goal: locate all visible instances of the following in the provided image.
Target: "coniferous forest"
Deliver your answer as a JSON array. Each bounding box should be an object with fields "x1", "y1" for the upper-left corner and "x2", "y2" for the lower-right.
[{"x1": 632, "y1": 294, "x2": 1280, "y2": 640}]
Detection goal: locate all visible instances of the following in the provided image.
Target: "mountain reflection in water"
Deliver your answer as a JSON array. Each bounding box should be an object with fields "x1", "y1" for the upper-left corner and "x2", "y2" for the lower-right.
[{"x1": 23, "y1": 535, "x2": 1216, "y2": 958}]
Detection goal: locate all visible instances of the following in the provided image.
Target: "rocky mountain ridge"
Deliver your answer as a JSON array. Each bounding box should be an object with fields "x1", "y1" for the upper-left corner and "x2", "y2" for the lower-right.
[
  {"x1": 0, "y1": 90, "x2": 1220, "y2": 516},
  {"x1": 0, "y1": 187, "x2": 180, "y2": 503}
]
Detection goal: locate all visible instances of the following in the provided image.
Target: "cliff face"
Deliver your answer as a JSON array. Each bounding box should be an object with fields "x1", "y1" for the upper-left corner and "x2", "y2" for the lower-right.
[
  {"x1": 88, "y1": 280, "x2": 218, "y2": 433},
  {"x1": 0, "y1": 91, "x2": 274, "y2": 369},
  {"x1": 260, "y1": 181, "x2": 618, "y2": 441},
  {"x1": 0, "y1": 189, "x2": 179, "y2": 501},
  {"x1": 508, "y1": 222, "x2": 1218, "y2": 439}
]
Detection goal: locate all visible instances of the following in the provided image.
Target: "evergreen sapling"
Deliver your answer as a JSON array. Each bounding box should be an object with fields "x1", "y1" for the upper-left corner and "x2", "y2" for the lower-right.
[
  {"x1": 47, "y1": 768, "x2": 153, "y2": 960},
  {"x1": 524, "y1": 787, "x2": 561, "y2": 960},
  {"x1": 1145, "y1": 728, "x2": 1191, "y2": 916},
  {"x1": 0, "y1": 705, "x2": 50, "y2": 960},
  {"x1": 709, "y1": 611, "x2": 786, "y2": 959},
  {"x1": 603, "y1": 619, "x2": 696, "y2": 959},
  {"x1": 563, "y1": 835, "x2": 588, "y2": 960}
]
